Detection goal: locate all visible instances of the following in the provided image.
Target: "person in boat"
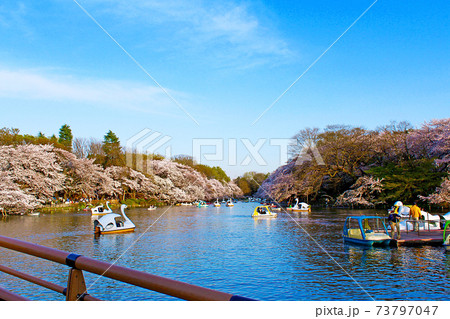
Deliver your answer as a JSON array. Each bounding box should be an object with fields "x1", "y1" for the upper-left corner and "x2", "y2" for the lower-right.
[
  {"x1": 409, "y1": 201, "x2": 421, "y2": 231},
  {"x1": 388, "y1": 208, "x2": 401, "y2": 240}
]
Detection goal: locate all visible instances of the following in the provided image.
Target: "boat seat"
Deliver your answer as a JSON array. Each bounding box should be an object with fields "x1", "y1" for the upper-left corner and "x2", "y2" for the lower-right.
[{"x1": 347, "y1": 229, "x2": 363, "y2": 239}]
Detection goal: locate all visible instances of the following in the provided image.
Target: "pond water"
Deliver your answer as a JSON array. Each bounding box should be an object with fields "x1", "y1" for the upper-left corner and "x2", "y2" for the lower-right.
[{"x1": 0, "y1": 203, "x2": 449, "y2": 301}]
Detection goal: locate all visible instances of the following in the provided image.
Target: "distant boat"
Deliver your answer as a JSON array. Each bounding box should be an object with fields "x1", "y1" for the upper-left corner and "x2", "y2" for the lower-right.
[
  {"x1": 213, "y1": 199, "x2": 221, "y2": 207},
  {"x1": 252, "y1": 206, "x2": 277, "y2": 218},
  {"x1": 94, "y1": 204, "x2": 135, "y2": 235},
  {"x1": 28, "y1": 212, "x2": 40, "y2": 216},
  {"x1": 226, "y1": 199, "x2": 234, "y2": 207},
  {"x1": 343, "y1": 216, "x2": 391, "y2": 247},
  {"x1": 91, "y1": 201, "x2": 113, "y2": 216},
  {"x1": 286, "y1": 198, "x2": 311, "y2": 213},
  {"x1": 148, "y1": 205, "x2": 157, "y2": 211},
  {"x1": 198, "y1": 201, "x2": 208, "y2": 207},
  {"x1": 83, "y1": 204, "x2": 93, "y2": 211}
]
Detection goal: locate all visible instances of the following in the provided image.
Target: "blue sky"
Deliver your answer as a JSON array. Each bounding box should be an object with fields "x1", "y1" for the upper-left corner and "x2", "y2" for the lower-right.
[{"x1": 0, "y1": 0, "x2": 449, "y2": 178}]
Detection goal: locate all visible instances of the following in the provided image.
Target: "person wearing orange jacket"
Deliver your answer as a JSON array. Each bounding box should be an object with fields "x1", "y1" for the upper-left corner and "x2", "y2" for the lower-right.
[{"x1": 410, "y1": 202, "x2": 421, "y2": 231}]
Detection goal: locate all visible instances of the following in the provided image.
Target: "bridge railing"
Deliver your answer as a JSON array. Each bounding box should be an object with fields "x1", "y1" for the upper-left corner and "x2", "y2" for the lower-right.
[{"x1": 0, "y1": 235, "x2": 254, "y2": 301}]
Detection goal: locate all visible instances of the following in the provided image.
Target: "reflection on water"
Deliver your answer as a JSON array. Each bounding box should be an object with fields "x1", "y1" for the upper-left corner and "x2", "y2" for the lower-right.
[{"x1": 0, "y1": 204, "x2": 449, "y2": 301}]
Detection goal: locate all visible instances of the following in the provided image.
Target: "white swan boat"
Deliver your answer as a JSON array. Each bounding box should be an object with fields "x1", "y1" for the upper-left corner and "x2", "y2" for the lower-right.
[
  {"x1": 94, "y1": 204, "x2": 135, "y2": 235},
  {"x1": 213, "y1": 199, "x2": 221, "y2": 207},
  {"x1": 389, "y1": 202, "x2": 441, "y2": 231},
  {"x1": 148, "y1": 205, "x2": 157, "y2": 211},
  {"x1": 91, "y1": 201, "x2": 113, "y2": 216},
  {"x1": 287, "y1": 198, "x2": 311, "y2": 212},
  {"x1": 226, "y1": 199, "x2": 234, "y2": 207},
  {"x1": 28, "y1": 212, "x2": 40, "y2": 216}
]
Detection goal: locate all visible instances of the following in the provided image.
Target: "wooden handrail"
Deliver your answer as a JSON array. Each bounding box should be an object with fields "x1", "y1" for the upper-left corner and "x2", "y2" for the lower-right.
[
  {"x1": 0, "y1": 285, "x2": 29, "y2": 301},
  {"x1": 0, "y1": 264, "x2": 100, "y2": 301},
  {"x1": 0, "y1": 235, "x2": 253, "y2": 301}
]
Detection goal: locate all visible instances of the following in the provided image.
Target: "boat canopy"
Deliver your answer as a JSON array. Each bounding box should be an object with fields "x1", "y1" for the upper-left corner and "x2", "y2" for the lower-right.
[
  {"x1": 95, "y1": 213, "x2": 122, "y2": 228},
  {"x1": 253, "y1": 206, "x2": 276, "y2": 216}
]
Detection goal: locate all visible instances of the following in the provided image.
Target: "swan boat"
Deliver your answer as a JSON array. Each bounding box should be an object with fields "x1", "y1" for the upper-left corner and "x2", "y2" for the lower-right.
[
  {"x1": 198, "y1": 200, "x2": 208, "y2": 208},
  {"x1": 28, "y1": 211, "x2": 40, "y2": 216},
  {"x1": 213, "y1": 199, "x2": 221, "y2": 207},
  {"x1": 91, "y1": 201, "x2": 113, "y2": 216},
  {"x1": 226, "y1": 199, "x2": 234, "y2": 207},
  {"x1": 94, "y1": 204, "x2": 135, "y2": 235},
  {"x1": 343, "y1": 216, "x2": 391, "y2": 246},
  {"x1": 287, "y1": 198, "x2": 311, "y2": 212},
  {"x1": 148, "y1": 205, "x2": 157, "y2": 211},
  {"x1": 252, "y1": 206, "x2": 277, "y2": 218},
  {"x1": 389, "y1": 202, "x2": 441, "y2": 231}
]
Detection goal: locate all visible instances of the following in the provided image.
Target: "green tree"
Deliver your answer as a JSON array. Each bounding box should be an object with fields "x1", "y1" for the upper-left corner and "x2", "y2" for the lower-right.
[
  {"x1": 102, "y1": 130, "x2": 124, "y2": 167},
  {"x1": 172, "y1": 155, "x2": 195, "y2": 167},
  {"x1": 0, "y1": 127, "x2": 21, "y2": 145},
  {"x1": 368, "y1": 159, "x2": 446, "y2": 204},
  {"x1": 235, "y1": 171, "x2": 269, "y2": 195},
  {"x1": 211, "y1": 166, "x2": 231, "y2": 183},
  {"x1": 58, "y1": 124, "x2": 73, "y2": 151},
  {"x1": 235, "y1": 177, "x2": 252, "y2": 195}
]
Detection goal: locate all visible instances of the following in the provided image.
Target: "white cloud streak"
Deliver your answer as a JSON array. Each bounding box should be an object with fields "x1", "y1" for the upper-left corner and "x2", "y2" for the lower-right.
[
  {"x1": 0, "y1": 68, "x2": 183, "y2": 113},
  {"x1": 83, "y1": 0, "x2": 292, "y2": 67}
]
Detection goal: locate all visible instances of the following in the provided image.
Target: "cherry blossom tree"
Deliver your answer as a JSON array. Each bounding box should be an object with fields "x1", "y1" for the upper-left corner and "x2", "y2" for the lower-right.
[
  {"x1": 0, "y1": 143, "x2": 244, "y2": 212},
  {"x1": 55, "y1": 149, "x2": 117, "y2": 199},
  {"x1": 408, "y1": 118, "x2": 450, "y2": 168},
  {"x1": 255, "y1": 160, "x2": 296, "y2": 201},
  {"x1": 0, "y1": 172, "x2": 40, "y2": 213},
  {"x1": 0, "y1": 145, "x2": 65, "y2": 201},
  {"x1": 335, "y1": 176, "x2": 384, "y2": 207},
  {"x1": 421, "y1": 174, "x2": 450, "y2": 205}
]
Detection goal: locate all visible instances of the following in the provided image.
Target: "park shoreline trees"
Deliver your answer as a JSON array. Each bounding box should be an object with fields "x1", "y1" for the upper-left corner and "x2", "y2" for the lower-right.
[
  {"x1": 0, "y1": 144, "x2": 242, "y2": 213},
  {"x1": 0, "y1": 127, "x2": 242, "y2": 214},
  {"x1": 257, "y1": 118, "x2": 450, "y2": 208}
]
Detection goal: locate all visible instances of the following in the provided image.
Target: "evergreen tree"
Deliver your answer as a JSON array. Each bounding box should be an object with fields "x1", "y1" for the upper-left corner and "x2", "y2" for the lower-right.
[
  {"x1": 58, "y1": 124, "x2": 73, "y2": 151},
  {"x1": 102, "y1": 130, "x2": 124, "y2": 167}
]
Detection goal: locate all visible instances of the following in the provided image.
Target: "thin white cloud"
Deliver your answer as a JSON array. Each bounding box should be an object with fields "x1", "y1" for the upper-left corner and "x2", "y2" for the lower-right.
[
  {"x1": 0, "y1": 68, "x2": 184, "y2": 113},
  {"x1": 83, "y1": 0, "x2": 292, "y2": 67},
  {"x1": 0, "y1": 2, "x2": 31, "y2": 35}
]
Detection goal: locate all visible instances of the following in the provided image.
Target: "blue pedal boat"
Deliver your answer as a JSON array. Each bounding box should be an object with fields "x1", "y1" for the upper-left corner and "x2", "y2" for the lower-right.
[{"x1": 343, "y1": 216, "x2": 391, "y2": 247}]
